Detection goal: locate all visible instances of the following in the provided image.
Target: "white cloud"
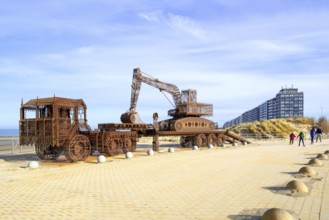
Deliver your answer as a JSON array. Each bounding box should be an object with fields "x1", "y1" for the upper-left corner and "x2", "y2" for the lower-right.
[
  {"x1": 138, "y1": 10, "x2": 163, "y2": 23},
  {"x1": 139, "y1": 11, "x2": 206, "y2": 39},
  {"x1": 166, "y1": 13, "x2": 206, "y2": 39},
  {"x1": 245, "y1": 40, "x2": 307, "y2": 54},
  {"x1": 1, "y1": 1, "x2": 329, "y2": 128}
]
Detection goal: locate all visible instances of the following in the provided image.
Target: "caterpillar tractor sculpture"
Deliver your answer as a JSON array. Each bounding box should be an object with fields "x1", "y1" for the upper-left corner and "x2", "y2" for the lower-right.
[{"x1": 121, "y1": 68, "x2": 248, "y2": 148}]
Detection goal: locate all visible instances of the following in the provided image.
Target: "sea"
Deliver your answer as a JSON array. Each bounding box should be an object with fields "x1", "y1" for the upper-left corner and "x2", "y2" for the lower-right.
[{"x1": 0, "y1": 129, "x2": 19, "y2": 137}]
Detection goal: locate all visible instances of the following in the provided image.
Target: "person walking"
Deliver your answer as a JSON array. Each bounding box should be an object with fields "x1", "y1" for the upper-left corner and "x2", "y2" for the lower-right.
[
  {"x1": 297, "y1": 131, "x2": 305, "y2": 147},
  {"x1": 316, "y1": 127, "x2": 323, "y2": 142},
  {"x1": 289, "y1": 132, "x2": 296, "y2": 145},
  {"x1": 310, "y1": 127, "x2": 316, "y2": 144}
]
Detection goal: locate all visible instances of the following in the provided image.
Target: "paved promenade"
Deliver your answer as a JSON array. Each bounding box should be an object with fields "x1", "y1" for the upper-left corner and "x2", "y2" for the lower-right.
[{"x1": 0, "y1": 139, "x2": 328, "y2": 219}]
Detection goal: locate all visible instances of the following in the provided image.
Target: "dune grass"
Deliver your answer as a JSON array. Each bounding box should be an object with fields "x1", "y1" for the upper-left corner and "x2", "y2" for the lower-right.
[{"x1": 228, "y1": 117, "x2": 315, "y2": 138}]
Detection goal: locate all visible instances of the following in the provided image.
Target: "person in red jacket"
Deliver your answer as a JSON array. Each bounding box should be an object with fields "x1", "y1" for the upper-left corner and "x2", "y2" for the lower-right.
[{"x1": 289, "y1": 132, "x2": 296, "y2": 145}]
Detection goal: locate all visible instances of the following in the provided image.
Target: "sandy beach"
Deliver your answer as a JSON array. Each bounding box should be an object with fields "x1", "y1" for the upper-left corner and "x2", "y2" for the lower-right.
[{"x1": 0, "y1": 139, "x2": 329, "y2": 220}]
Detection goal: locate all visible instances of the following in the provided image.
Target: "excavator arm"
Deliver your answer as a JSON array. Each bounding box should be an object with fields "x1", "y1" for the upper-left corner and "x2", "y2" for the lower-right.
[
  {"x1": 130, "y1": 68, "x2": 181, "y2": 110},
  {"x1": 121, "y1": 68, "x2": 182, "y2": 123},
  {"x1": 121, "y1": 67, "x2": 213, "y2": 124}
]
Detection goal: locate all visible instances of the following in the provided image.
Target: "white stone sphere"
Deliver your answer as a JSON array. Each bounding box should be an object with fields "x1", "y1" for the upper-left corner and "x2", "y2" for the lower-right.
[
  {"x1": 97, "y1": 155, "x2": 106, "y2": 163},
  {"x1": 168, "y1": 147, "x2": 175, "y2": 153},
  {"x1": 243, "y1": 142, "x2": 248, "y2": 146},
  {"x1": 233, "y1": 143, "x2": 238, "y2": 147},
  {"x1": 193, "y1": 145, "x2": 199, "y2": 150},
  {"x1": 125, "y1": 152, "x2": 133, "y2": 159},
  {"x1": 28, "y1": 161, "x2": 39, "y2": 169},
  {"x1": 208, "y1": 144, "x2": 214, "y2": 149},
  {"x1": 221, "y1": 143, "x2": 226, "y2": 147},
  {"x1": 147, "y1": 149, "x2": 154, "y2": 156}
]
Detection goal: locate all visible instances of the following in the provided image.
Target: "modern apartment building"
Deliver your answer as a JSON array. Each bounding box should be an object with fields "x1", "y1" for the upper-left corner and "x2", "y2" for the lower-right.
[{"x1": 223, "y1": 87, "x2": 304, "y2": 128}]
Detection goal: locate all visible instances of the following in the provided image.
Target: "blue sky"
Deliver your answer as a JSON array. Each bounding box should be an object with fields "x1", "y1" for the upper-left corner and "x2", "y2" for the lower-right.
[{"x1": 1, "y1": 0, "x2": 329, "y2": 129}]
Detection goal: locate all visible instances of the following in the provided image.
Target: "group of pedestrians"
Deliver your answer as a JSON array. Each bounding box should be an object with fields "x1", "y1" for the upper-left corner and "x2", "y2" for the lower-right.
[
  {"x1": 310, "y1": 127, "x2": 323, "y2": 143},
  {"x1": 289, "y1": 127, "x2": 323, "y2": 147}
]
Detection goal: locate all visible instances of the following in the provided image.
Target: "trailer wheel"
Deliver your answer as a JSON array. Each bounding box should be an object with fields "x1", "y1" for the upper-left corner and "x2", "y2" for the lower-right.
[
  {"x1": 217, "y1": 135, "x2": 225, "y2": 146},
  {"x1": 105, "y1": 139, "x2": 120, "y2": 156},
  {"x1": 64, "y1": 135, "x2": 91, "y2": 162},
  {"x1": 131, "y1": 140, "x2": 137, "y2": 152},
  {"x1": 45, "y1": 145, "x2": 62, "y2": 160},
  {"x1": 35, "y1": 145, "x2": 61, "y2": 160},
  {"x1": 123, "y1": 138, "x2": 133, "y2": 153},
  {"x1": 194, "y1": 134, "x2": 207, "y2": 147},
  {"x1": 207, "y1": 134, "x2": 217, "y2": 146},
  {"x1": 180, "y1": 136, "x2": 190, "y2": 147}
]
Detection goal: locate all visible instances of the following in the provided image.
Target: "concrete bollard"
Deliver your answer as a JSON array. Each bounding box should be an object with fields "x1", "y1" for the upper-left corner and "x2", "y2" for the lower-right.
[
  {"x1": 308, "y1": 158, "x2": 323, "y2": 167},
  {"x1": 316, "y1": 153, "x2": 329, "y2": 160},
  {"x1": 208, "y1": 144, "x2": 214, "y2": 149},
  {"x1": 299, "y1": 166, "x2": 316, "y2": 177},
  {"x1": 286, "y1": 180, "x2": 308, "y2": 193},
  {"x1": 262, "y1": 208, "x2": 294, "y2": 220}
]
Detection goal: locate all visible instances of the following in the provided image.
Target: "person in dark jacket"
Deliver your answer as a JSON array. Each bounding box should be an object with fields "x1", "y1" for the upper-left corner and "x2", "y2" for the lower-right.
[
  {"x1": 310, "y1": 127, "x2": 316, "y2": 144},
  {"x1": 297, "y1": 131, "x2": 305, "y2": 147},
  {"x1": 316, "y1": 127, "x2": 323, "y2": 142}
]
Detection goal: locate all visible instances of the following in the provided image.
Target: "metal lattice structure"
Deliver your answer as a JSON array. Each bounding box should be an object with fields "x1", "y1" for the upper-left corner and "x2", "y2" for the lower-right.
[
  {"x1": 121, "y1": 67, "x2": 213, "y2": 124},
  {"x1": 19, "y1": 68, "x2": 250, "y2": 162},
  {"x1": 120, "y1": 68, "x2": 249, "y2": 151},
  {"x1": 19, "y1": 97, "x2": 143, "y2": 162},
  {"x1": 20, "y1": 97, "x2": 92, "y2": 162}
]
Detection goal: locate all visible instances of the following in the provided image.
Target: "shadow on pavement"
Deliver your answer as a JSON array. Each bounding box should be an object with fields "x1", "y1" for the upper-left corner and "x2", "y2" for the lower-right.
[
  {"x1": 0, "y1": 153, "x2": 39, "y2": 162},
  {"x1": 227, "y1": 215, "x2": 261, "y2": 220}
]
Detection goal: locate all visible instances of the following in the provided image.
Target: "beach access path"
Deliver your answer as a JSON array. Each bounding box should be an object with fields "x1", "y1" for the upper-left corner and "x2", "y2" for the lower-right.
[{"x1": 0, "y1": 139, "x2": 329, "y2": 220}]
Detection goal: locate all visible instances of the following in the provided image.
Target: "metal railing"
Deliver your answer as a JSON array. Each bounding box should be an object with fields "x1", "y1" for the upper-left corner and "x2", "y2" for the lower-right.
[{"x1": 0, "y1": 137, "x2": 35, "y2": 155}]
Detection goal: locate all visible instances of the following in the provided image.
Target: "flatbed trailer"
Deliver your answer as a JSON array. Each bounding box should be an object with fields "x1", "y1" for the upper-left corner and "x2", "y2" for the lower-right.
[
  {"x1": 144, "y1": 129, "x2": 250, "y2": 148},
  {"x1": 158, "y1": 130, "x2": 250, "y2": 145},
  {"x1": 106, "y1": 122, "x2": 251, "y2": 149}
]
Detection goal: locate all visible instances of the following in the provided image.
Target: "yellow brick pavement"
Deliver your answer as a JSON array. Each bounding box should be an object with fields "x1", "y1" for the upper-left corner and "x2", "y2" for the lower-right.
[{"x1": 0, "y1": 140, "x2": 328, "y2": 220}]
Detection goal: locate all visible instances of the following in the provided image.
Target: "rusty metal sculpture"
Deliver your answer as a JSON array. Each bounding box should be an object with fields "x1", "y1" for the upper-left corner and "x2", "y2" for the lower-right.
[
  {"x1": 19, "y1": 68, "x2": 250, "y2": 162},
  {"x1": 19, "y1": 96, "x2": 144, "y2": 162},
  {"x1": 121, "y1": 68, "x2": 249, "y2": 150},
  {"x1": 19, "y1": 97, "x2": 93, "y2": 162},
  {"x1": 121, "y1": 67, "x2": 213, "y2": 128}
]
